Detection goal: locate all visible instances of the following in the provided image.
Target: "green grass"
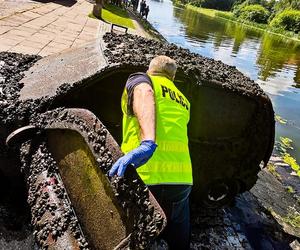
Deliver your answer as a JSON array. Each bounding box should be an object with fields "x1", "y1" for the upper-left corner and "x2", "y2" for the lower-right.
[
  {"x1": 89, "y1": 4, "x2": 135, "y2": 29},
  {"x1": 186, "y1": 5, "x2": 233, "y2": 18},
  {"x1": 186, "y1": 5, "x2": 300, "y2": 42},
  {"x1": 186, "y1": 5, "x2": 270, "y2": 33},
  {"x1": 267, "y1": 163, "x2": 281, "y2": 179},
  {"x1": 172, "y1": 0, "x2": 188, "y2": 8}
]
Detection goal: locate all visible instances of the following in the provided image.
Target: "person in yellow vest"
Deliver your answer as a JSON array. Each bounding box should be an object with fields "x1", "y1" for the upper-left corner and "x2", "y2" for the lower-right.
[{"x1": 109, "y1": 55, "x2": 193, "y2": 249}]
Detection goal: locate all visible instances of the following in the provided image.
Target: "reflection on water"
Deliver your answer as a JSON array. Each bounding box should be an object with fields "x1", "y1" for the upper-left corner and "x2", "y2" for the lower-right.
[{"x1": 147, "y1": 0, "x2": 300, "y2": 160}]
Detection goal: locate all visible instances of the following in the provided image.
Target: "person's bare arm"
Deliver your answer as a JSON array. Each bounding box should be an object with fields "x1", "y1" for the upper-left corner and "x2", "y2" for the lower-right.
[
  {"x1": 133, "y1": 83, "x2": 155, "y2": 141},
  {"x1": 108, "y1": 83, "x2": 156, "y2": 177}
]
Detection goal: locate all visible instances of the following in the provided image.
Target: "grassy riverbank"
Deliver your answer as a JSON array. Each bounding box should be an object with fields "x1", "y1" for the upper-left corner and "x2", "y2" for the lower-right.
[
  {"x1": 126, "y1": 7, "x2": 166, "y2": 41},
  {"x1": 186, "y1": 5, "x2": 300, "y2": 42},
  {"x1": 186, "y1": 5, "x2": 233, "y2": 19},
  {"x1": 89, "y1": 4, "x2": 135, "y2": 29}
]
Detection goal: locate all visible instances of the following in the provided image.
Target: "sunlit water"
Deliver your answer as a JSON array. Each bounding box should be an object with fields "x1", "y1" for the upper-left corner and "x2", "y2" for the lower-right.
[{"x1": 147, "y1": 0, "x2": 300, "y2": 161}]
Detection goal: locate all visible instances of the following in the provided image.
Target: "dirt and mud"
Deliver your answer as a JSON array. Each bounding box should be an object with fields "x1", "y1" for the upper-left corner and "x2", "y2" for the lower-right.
[
  {"x1": 0, "y1": 33, "x2": 297, "y2": 249},
  {"x1": 100, "y1": 33, "x2": 274, "y2": 204},
  {"x1": 6, "y1": 32, "x2": 274, "y2": 203},
  {"x1": 0, "y1": 52, "x2": 40, "y2": 249},
  {"x1": 0, "y1": 51, "x2": 165, "y2": 248},
  {"x1": 102, "y1": 33, "x2": 266, "y2": 99}
]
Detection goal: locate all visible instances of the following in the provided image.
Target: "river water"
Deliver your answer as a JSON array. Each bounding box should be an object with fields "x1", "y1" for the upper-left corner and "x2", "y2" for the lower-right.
[{"x1": 146, "y1": 0, "x2": 300, "y2": 162}]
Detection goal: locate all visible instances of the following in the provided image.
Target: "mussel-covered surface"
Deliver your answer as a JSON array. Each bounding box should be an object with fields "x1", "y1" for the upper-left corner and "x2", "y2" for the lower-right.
[
  {"x1": 0, "y1": 52, "x2": 39, "y2": 249},
  {"x1": 100, "y1": 33, "x2": 274, "y2": 204},
  {"x1": 27, "y1": 108, "x2": 166, "y2": 249},
  {"x1": 16, "y1": 33, "x2": 275, "y2": 207},
  {"x1": 0, "y1": 51, "x2": 166, "y2": 249},
  {"x1": 0, "y1": 32, "x2": 284, "y2": 249}
]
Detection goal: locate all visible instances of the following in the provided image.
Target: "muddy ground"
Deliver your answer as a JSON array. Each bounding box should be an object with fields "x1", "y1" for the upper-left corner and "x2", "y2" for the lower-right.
[{"x1": 1, "y1": 161, "x2": 299, "y2": 249}]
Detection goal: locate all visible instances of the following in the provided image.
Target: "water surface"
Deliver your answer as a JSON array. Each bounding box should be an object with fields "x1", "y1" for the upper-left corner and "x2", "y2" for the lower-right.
[{"x1": 147, "y1": 0, "x2": 300, "y2": 161}]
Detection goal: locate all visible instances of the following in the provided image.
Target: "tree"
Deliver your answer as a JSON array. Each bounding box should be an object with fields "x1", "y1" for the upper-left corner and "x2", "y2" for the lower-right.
[
  {"x1": 191, "y1": 0, "x2": 238, "y2": 11},
  {"x1": 93, "y1": 0, "x2": 105, "y2": 19},
  {"x1": 234, "y1": 4, "x2": 270, "y2": 23},
  {"x1": 270, "y1": 9, "x2": 300, "y2": 33},
  {"x1": 274, "y1": 0, "x2": 300, "y2": 13}
]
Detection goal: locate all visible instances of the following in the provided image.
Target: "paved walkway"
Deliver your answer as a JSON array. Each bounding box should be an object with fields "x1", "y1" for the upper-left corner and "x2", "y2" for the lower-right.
[
  {"x1": 0, "y1": 0, "x2": 42, "y2": 18},
  {"x1": 0, "y1": 0, "x2": 147, "y2": 57},
  {"x1": 0, "y1": 0, "x2": 100, "y2": 56}
]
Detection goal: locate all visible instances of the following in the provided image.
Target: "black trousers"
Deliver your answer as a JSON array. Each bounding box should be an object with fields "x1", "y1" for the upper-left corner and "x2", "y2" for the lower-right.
[{"x1": 148, "y1": 185, "x2": 192, "y2": 250}]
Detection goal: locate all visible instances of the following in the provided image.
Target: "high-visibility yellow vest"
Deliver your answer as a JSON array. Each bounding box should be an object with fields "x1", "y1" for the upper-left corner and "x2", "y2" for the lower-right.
[{"x1": 121, "y1": 75, "x2": 193, "y2": 185}]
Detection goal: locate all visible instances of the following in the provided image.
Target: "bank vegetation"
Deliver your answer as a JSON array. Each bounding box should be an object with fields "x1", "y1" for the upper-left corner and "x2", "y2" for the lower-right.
[{"x1": 175, "y1": 0, "x2": 300, "y2": 40}]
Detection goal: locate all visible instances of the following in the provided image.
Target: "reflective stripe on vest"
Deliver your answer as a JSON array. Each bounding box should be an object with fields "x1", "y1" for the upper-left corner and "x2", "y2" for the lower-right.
[{"x1": 121, "y1": 75, "x2": 193, "y2": 185}]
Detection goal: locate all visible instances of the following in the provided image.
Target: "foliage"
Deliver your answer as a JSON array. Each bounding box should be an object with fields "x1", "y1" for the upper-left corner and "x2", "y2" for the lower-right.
[
  {"x1": 283, "y1": 209, "x2": 300, "y2": 228},
  {"x1": 184, "y1": 0, "x2": 300, "y2": 16},
  {"x1": 188, "y1": 0, "x2": 237, "y2": 11},
  {"x1": 234, "y1": 4, "x2": 270, "y2": 23},
  {"x1": 280, "y1": 137, "x2": 293, "y2": 150},
  {"x1": 233, "y1": 0, "x2": 271, "y2": 9},
  {"x1": 233, "y1": 0, "x2": 300, "y2": 25},
  {"x1": 89, "y1": 4, "x2": 135, "y2": 29},
  {"x1": 283, "y1": 153, "x2": 300, "y2": 175},
  {"x1": 184, "y1": 0, "x2": 300, "y2": 40},
  {"x1": 273, "y1": 0, "x2": 300, "y2": 14},
  {"x1": 231, "y1": 0, "x2": 273, "y2": 19},
  {"x1": 270, "y1": 207, "x2": 300, "y2": 228},
  {"x1": 270, "y1": 9, "x2": 300, "y2": 33},
  {"x1": 275, "y1": 136, "x2": 300, "y2": 177},
  {"x1": 233, "y1": 0, "x2": 299, "y2": 12},
  {"x1": 215, "y1": 11, "x2": 236, "y2": 20},
  {"x1": 275, "y1": 115, "x2": 287, "y2": 124},
  {"x1": 267, "y1": 163, "x2": 281, "y2": 179},
  {"x1": 286, "y1": 185, "x2": 295, "y2": 194},
  {"x1": 187, "y1": 5, "x2": 233, "y2": 18}
]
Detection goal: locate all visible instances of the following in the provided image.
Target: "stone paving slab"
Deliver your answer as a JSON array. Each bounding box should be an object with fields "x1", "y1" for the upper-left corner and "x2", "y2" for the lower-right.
[
  {"x1": 0, "y1": 26, "x2": 12, "y2": 35},
  {"x1": 0, "y1": 0, "x2": 41, "y2": 18},
  {"x1": 0, "y1": 0, "x2": 148, "y2": 57},
  {"x1": 19, "y1": 39, "x2": 48, "y2": 49}
]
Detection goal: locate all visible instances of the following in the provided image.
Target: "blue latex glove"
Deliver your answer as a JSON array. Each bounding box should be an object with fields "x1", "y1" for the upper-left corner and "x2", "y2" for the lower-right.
[{"x1": 109, "y1": 140, "x2": 157, "y2": 177}]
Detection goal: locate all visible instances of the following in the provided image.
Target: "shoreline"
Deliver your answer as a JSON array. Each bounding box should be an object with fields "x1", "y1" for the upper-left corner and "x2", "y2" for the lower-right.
[
  {"x1": 185, "y1": 4, "x2": 300, "y2": 43},
  {"x1": 126, "y1": 7, "x2": 166, "y2": 41},
  {"x1": 126, "y1": 6, "x2": 300, "y2": 199}
]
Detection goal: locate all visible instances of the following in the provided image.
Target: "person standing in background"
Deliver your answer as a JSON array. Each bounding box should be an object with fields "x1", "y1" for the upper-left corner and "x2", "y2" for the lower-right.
[{"x1": 144, "y1": 5, "x2": 149, "y2": 19}]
